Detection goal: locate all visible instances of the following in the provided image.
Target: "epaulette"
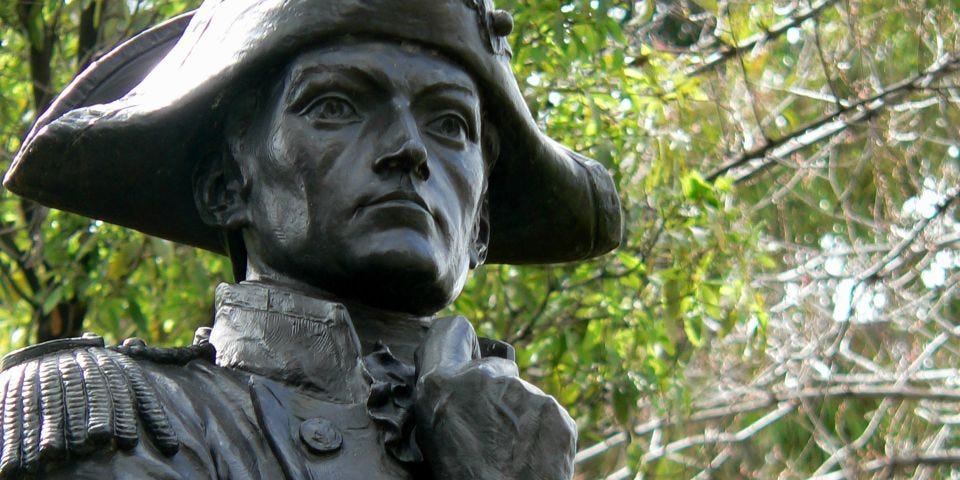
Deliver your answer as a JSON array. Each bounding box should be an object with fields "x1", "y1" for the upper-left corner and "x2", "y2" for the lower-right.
[{"x1": 0, "y1": 334, "x2": 214, "y2": 477}]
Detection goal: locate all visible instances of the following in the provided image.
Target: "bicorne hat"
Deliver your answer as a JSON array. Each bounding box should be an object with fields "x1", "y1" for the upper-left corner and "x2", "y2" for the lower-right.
[{"x1": 5, "y1": 0, "x2": 621, "y2": 264}]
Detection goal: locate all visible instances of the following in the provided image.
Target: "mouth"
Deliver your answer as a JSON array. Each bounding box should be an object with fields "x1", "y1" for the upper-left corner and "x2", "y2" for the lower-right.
[{"x1": 362, "y1": 190, "x2": 432, "y2": 214}]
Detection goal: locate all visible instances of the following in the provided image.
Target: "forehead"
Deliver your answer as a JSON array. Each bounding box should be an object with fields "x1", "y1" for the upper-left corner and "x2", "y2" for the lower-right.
[{"x1": 284, "y1": 41, "x2": 479, "y2": 97}]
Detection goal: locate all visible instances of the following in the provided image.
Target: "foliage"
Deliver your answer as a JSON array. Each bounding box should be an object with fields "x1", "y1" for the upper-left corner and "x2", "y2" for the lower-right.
[
  {"x1": 0, "y1": 0, "x2": 215, "y2": 349},
  {"x1": 1, "y1": 0, "x2": 959, "y2": 479}
]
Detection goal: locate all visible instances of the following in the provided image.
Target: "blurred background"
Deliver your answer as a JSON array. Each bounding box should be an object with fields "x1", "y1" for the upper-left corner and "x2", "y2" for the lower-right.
[{"x1": 0, "y1": 0, "x2": 958, "y2": 478}]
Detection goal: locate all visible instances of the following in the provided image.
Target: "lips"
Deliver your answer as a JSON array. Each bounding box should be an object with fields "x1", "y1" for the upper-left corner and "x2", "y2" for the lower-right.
[{"x1": 362, "y1": 190, "x2": 431, "y2": 214}]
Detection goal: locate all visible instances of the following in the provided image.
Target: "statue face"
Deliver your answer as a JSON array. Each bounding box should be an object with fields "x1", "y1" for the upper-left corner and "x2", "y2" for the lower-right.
[{"x1": 231, "y1": 41, "x2": 488, "y2": 314}]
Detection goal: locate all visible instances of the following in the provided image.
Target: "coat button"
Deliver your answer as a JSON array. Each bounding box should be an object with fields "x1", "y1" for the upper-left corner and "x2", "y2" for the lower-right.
[{"x1": 299, "y1": 417, "x2": 342, "y2": 454}]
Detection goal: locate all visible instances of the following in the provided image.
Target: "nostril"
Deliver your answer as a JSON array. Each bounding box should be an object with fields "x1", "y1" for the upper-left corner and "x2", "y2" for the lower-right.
[
  {"x1": 417, "y1": 162, "x2": 430, "y2": 181},
  {"x1": 372, "y1": 155, "x2": 400, "y2": 174},
  {"x1": 374, "y1": 141, "x2": 430, "y2": 180}
]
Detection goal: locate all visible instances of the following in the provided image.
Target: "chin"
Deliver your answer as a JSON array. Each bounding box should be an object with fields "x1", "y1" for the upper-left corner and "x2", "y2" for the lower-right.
[
  {"x1": 343, "y1": 271, "x2": 455, "y2": 315},
  {"x1": 350, "y1": 251, "x2": 459, "y2": 314},
  {"x1": 372, "y1": 257, "x2": 459, "y2": 315}
]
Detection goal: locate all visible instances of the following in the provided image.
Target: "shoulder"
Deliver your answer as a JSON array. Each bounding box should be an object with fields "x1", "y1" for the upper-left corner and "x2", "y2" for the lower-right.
[{"x1": 0, "y1": 334, "x2": 215, "y2": 478}]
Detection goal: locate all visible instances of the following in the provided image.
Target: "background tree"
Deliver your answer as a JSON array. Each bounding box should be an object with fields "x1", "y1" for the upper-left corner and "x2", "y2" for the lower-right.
[
  {"x1": 0, "y1": 0, "x2": 220, "y2": 347},
  {"x1": 1, "y1": 1, "x2": 958, "y2": 479}
]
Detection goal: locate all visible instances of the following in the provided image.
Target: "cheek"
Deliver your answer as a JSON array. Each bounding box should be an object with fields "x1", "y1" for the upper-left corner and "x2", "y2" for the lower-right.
[
  {"x1": 277, "y1": 120, "x2": 353, "y2": 185},
  {"x1": 435, "y1": 149, "x2": 486, "y2": 239},
  {"x1": 247, "y1": 176, "x2": 309, "y2": 247},
  {"x1": 298, "y1": 138, "x2": 363, "y2": 222},
  {"x1": 245, "y1": 128, "x2": 317, "y2": 244},
  {"x1": 450, "y1": 151, "x2": 486, "y2": 218}
]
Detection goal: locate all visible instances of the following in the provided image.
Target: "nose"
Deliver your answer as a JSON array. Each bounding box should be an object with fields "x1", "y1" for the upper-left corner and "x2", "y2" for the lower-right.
[{"x1": 373, "y1": 111, "x2": 430, "y2": 181}]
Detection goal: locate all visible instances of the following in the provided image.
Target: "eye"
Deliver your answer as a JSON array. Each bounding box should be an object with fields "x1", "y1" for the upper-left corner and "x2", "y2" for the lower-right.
[
  {"x1": 426, "y1": 113, "x2": 468, "y2": 143},
  {"x1": 300, "y1": 96, "x2": 359, "y2": 125}
]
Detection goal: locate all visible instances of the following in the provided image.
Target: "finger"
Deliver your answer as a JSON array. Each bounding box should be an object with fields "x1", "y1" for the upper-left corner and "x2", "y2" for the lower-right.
[{"x1": 415, "y1": 316, "x2": 480, "y2": 378}]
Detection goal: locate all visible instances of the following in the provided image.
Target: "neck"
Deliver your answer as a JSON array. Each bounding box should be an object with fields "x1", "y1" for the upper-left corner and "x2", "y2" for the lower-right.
[
  {"x1": 341, "y1": 299, "x2": 432, "y2": 365},
  {"x1": 242, "y1": 267, "x2": 432, "y2": 364}
]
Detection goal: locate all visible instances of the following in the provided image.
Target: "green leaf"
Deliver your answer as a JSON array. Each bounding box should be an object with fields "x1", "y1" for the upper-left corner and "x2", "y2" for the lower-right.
[
  {"x1": 612, "y1": 386, "x2": 638, "y2": 427},
  {"x1": 41, "y1": 286, "x2": 64, "y2": 315},
  {"x1": 127, "y1": 296, "x2": 149, "y2": 335}
]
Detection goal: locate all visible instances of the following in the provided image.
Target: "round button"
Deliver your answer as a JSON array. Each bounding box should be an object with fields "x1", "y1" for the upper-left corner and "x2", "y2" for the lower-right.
[
  {"x1": 489, "y1": 10, "x2": 514, "y2": 37},
  {"x1": 299, "y1": 417, "x2": 342, "y2": 454}
]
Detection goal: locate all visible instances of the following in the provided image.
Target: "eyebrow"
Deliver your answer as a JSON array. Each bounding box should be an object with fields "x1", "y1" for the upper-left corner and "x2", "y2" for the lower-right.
[
  {"x1": 289, "y1": 62, "x2": 477, "y2": 96},
  {"x1": 413, "y1": 81, "x2": 479, "y2": 104},
  {"x1": 416, "y1": 82, "x2": 480, "y2": 98},
  {"x1": 285, "y1": 65, "x2": 386, "y2": 105}
]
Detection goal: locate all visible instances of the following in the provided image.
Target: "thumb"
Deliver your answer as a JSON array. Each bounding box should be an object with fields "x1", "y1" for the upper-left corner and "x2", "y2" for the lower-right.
[{"x1": 415, "y1": 316, "x2": 480, "y2": 379}]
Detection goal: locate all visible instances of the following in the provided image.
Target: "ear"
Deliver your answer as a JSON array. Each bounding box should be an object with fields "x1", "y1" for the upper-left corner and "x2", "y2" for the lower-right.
[
  {"x1": 193, "y1": 149, "x2": 249, "y2": 229},
  {"x1": 469, "y1": 197, "x2": 490, "y2": 269},
  {"x1": 469, "y1": 116, "x2": 497, "y2": 270}
]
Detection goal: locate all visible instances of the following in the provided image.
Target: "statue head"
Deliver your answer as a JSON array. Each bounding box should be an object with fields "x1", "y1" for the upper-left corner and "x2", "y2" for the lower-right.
[
  {"x1": 197, "y1": 41, "x2": 494, "y2": 313},
  {"x1": 5, "y1": 0, "x2": 622, "y2": 315}
]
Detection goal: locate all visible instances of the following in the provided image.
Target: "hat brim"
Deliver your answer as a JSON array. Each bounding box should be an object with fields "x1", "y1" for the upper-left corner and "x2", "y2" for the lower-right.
[{"x1": 5, "y1": 1, "x2": 621, "y2": 264}]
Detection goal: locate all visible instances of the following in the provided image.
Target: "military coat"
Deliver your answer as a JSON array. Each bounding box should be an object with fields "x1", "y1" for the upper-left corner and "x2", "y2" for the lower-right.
[{"x1": 0, "y1": 282, "x2": 494, "y2": 479}]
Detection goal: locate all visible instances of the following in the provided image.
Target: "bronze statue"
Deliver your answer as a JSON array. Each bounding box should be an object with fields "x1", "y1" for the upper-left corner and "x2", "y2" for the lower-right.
[{"x1": 0, "y1": 0, "x2": 621, "y2": 478}]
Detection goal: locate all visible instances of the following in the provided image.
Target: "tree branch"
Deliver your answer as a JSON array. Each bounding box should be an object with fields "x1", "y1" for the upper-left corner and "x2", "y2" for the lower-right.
[
  {"x1": 641, "y1": 401, "x2": 797, "y2": 462},
  {"x1": 809, "y1": 450, "x2": 960, "y2": 480},
  {"x1": 688, "y1": 0, "x2": 839, "y2": 76},
  {"x1": 575, "y1": 432, "x2": 628, "y2": 464},
  {"x1": 706, "y1": 53, "x2": 960, "y2": 183}
]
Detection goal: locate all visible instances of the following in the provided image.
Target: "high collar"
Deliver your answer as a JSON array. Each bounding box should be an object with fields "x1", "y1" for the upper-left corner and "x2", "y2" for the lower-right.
[{"x1": 209, "y1": 281, "x2": 371, "y2": 403}]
